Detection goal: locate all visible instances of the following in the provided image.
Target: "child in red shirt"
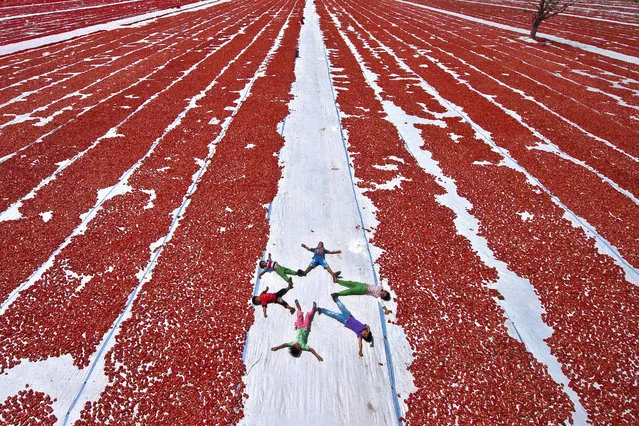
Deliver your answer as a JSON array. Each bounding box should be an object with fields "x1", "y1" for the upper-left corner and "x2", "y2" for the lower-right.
[{"x1": 251, "y1": 284, "x2": 295, "y2": 318}]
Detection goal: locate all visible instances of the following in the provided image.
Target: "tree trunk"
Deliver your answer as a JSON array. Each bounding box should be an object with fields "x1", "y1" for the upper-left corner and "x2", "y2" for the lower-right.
[{"x1": 530, "y1": 18, "x2": 541, "y2": 39}]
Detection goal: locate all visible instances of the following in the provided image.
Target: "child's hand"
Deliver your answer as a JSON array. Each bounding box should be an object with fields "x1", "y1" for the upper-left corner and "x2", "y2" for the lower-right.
[
  {"x1": 359, "y1": 350, "x2": 363, "y2": 357},
  {"x1": 271, "y1": 344, "x2": 287, "y2": 352},
  {"x1": 311, "y1": 348, "x2": 322, "y2": 361}
]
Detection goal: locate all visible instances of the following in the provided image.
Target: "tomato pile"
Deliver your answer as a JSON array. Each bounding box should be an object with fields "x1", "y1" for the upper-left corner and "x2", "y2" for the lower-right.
[
  {"x1": 404, "y1": 0, "x2": 639, "y2": 56},
  {"x1": 0, "y1": 388, "x2": 56, "y2": 425},
  {"x1": 2, "y1": 0, "x2": 302, "y2": 423},
  {"x1": 0, "y1": 0, "x2": 209, "y2": 45},
  {"x1": 1, "y1": 0, "x2": 636, "y2": 423},
  {"x1": 0, "y1": 0, "x2": 258, "y2": 303},
  {"x1": 73, "y1": 2, "x2": 303, "y2": 423},
  {"x1": 0, "y1": 0, "x2": 286, "y2": 374},
  {"x1": 317, "y1": 0, "x2": 638, "y2": 423}
]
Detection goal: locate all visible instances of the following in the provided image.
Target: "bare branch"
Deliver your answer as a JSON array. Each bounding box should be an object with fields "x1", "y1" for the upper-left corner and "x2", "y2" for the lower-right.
[
  {"x1": 547, "y1": 3, "x2": 571, "y2": 18},
  {"x1": 528, "y1": 0, "x2": 574, "y2": 38}
]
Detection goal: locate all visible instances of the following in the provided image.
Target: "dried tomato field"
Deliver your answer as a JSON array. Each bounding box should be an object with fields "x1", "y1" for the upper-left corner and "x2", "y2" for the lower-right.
[{"x1": 0, "y1": 0, "x2": 637, "y2": 424}]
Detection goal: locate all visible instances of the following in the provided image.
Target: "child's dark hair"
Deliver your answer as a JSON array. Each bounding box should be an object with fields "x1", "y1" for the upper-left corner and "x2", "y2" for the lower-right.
[
  {"x1": 259, "y1": 260, "x2": 266, "y2": 268},
  {"x1": 362, "y1": 331, "x2": 373, "y2": 344},
  {"x1": 381, "y1": 290, "x2": 391, "y2": 302},
  {"x1": 289, "y1": 346, "x2": 302, "y2": 358},
  {"x1": 251, "y1": 296, "x2": 260, "y2": 305}
]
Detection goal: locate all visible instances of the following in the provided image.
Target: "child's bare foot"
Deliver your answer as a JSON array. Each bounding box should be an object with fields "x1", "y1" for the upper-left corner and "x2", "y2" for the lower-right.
[
  {"x1": 287, "y1": 279, "x2": 294, "y2": 289},
  {"x1": 312, "y1": 301, "x2": 317, "y2": 312},
  {"x1": 295, "y1": 299, "x2": 301, "y2": 310},
  {"x1": 332, "y1": 275, "x2": 339, "y2": 284}
]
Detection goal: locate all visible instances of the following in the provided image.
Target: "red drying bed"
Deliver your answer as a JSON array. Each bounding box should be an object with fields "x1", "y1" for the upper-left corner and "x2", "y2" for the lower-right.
[
  {"x1": 0, "y1": 0, "x2": 203, "y2": 45},
  {"x1": 74, "y1": 0, "x2": 303, "y2": 423},
  {"x1": 0, "y1": 0, "x2": 302, "y2": 423},
  {"x1": 385, "y1": 3, "x2": 639, "y2": 148},
  {"x1": 360, "y1": 0, "x2": 639, "y2": 267},
  {"x1": 0, "y1": 3, "x2": 256, "y2": 156},
  {"x1": 394, "y1": 3, "x2": 639, "y2": 87},
  {"x1": 0, "y1": 0, "x2": 636, "y2": 423},
  {"x1": 317, "y1": 1, "x2": 576, "y2": 424},
  {"x1": 319, "y1": 0, "x2": 638, "y2": 424},
  {"x1": 0, "y1": 0, "x2": 280, "y2": 374},
  {"x1": 401, "y1": 0, "x2": 639, "y2": 57},
  {"x1": 0, "y1": 0, "x2": 184, "y2": 13},
  {"x1": 0, "y1": 388, "x2": 56, "y2": 425},
  {"x1": 0, "y1": 0, "x2": 257, "y2": 309},
  {"x1": 476, "y1": 0, "x2": 639, "y2": 23}
]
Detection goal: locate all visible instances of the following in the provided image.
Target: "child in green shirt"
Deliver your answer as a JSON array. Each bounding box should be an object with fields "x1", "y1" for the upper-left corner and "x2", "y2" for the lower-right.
[
  {"x1": 331, "y1": 277, "x2": 392, "y2": 315},
  {"x1": 271, "y1": 300, "x2": 323, "y2": 361},
  {"x1": 258, "y1": 253, "x2": 304, "y2": 285}
]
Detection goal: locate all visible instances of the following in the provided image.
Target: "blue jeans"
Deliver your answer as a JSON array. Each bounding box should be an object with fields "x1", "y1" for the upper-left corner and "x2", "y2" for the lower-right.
[
  {"x1": 309, "y1": 256, "x2": 329, "y2": 269},
  {"x1": 321, "y1": 298, "x2": 351, "y2": 324}
]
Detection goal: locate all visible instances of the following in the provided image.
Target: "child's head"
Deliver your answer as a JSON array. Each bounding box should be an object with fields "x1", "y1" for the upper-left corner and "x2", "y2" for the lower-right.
[
  {"x1": 318, "y1": 241, "x2": 324, "y2": 248},
  {"x1": 259, "y1": 260, "x2": 267, "y2": 268},
  {"x1": 362, "y1": 327, "x2": 373, "y2": 345},
  {"x1": 289, "y1": 343, "x2": 302, "y2": 358},
  {"x1": 380, "y1": 290, "x2": 391, "y2": 301},
  {"x1": 251, "y1": 296, "x2": 261, "y2": 305}
]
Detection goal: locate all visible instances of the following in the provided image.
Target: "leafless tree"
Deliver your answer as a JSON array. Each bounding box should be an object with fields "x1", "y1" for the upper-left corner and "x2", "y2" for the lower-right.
[{"x1": 529, "y1": 0, "x2": 575, "y2": 39}]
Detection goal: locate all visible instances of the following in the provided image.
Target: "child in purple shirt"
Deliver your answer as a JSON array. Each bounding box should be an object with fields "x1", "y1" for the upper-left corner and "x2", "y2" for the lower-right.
[{"x1": 318, "y1": 294, "x2": 373, "y2": 357}]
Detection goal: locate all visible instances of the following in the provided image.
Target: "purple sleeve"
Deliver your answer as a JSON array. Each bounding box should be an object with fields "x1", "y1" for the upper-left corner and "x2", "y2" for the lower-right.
[{"x1": 345, "y1": 316, "x2": 366, "y2": 338}]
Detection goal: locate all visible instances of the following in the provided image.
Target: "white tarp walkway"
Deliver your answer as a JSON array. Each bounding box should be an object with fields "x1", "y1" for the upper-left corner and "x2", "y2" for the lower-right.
[{"x1": 240, "y1": 0, "x2": 412, "y2": 424}]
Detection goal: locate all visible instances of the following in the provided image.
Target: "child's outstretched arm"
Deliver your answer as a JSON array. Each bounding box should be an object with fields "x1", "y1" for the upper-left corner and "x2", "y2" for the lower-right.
[
  {"x1": 301, "y1": 243, "x2": 312, "y2": 251},
  {"x1": 327, "y1": 249, "x2": 342, "y2": 255},
  {"x1": 309, "y1": 347, "x2": 323, "y2": 362},
  {"x1": 271, "y1": 343, "x2": 289, "y2": 352},
  {"x1": 358, "y1": 338, "x2": 364, "y2": 357},
  {"x1": 262, "y1": 306, "x2": 268, "y2": 318}
]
